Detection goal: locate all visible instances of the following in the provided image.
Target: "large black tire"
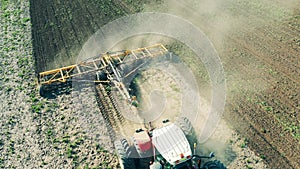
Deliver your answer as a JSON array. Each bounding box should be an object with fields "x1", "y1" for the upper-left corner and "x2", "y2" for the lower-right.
[
  {"x1": 202, "y1": 160, "x2": 226, "y2": 169},
  {"x1": 38, "y1": 84, "x2": 56, "y2": 98},
  {"x1": 137, "y1": 157, "x2": 152, "y2": 169},
  {"x1": 176, "y1": 117, "x2": 194, "y2": 135},
  {"x1": 176, "y1": 117, "x2": 198, "y2": 149},
  {"x1": 114, "y1": 139, "x2": 136, "y2": 169},
  {"x1": 39, "y1": 84, "x2": 45, "y2": 97}
]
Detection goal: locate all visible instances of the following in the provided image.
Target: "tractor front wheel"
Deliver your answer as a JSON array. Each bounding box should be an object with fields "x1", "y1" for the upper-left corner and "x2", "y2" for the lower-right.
[{"x1": 176, "y1": 117, "x2": 194, "y2": 135}]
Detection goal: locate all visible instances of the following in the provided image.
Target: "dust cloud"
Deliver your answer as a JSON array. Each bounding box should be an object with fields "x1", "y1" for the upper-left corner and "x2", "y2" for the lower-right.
[
  {"x1": 76, "y1": 1, "x2": 227, "y2": 162},
  {"x1": 75, "y1": 0, "x2": 298, "y2": 167}
]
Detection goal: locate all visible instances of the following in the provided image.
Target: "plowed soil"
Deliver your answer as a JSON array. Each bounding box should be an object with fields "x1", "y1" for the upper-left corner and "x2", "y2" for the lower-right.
[{"x1": 28, "y1": 0, "x2": 300, "y2": 168}]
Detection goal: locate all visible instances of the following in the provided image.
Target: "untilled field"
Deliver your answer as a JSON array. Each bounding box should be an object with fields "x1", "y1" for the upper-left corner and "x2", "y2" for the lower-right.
[{"x1": 1, "y1": 0, "x2": 299, "y2": 168}]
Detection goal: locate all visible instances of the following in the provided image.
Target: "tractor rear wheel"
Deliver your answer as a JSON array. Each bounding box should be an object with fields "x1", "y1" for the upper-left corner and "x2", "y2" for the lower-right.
[
  {"x1": 114, "y1": 139, "x2": 136, "y2": 169},
  {"x1": 203, "y1": 160, "x2": 226, "y2": 169},
  {"x1": 137, "y1": 157, "x2": 152, "y2": 169}
]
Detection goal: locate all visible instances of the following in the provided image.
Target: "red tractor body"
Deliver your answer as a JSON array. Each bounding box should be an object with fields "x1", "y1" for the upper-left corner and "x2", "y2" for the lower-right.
[{"x1": 133, "y1": 129, "x2": 152, "y2": 153}]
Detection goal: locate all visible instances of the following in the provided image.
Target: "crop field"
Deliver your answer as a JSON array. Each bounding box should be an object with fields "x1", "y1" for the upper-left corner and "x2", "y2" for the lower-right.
[{"x1": 0, "y1": 0, "x2": 299, "y2": 168}]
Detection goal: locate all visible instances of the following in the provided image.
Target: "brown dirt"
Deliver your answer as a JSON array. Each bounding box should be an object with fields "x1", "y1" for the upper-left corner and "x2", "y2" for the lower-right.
[
  {"x1": 146, "y1": 1, "x2": 300, "y2": 168},
  {"x1": 29, "y1": 0, "x2": 152, "y2": 73},
  {"x1": 142, "y1": 0, "x2": 299, "y2": 168},
  {"x1": 1, "y1": 0, "x2": 296, "y2": 168}
]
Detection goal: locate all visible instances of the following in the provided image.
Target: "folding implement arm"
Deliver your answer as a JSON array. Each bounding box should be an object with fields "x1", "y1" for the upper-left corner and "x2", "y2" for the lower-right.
[
  {"x1": 38, "y1": 44, "x2": 168, "y2": 100},
  {"x1": 38, "y1": 44, "x2": 168, "y2": 86}
]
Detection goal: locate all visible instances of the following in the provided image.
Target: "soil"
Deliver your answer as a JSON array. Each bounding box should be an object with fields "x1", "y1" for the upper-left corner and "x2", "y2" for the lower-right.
[
  {"x1": 127, "y1": 57, "x2": 268, "y2": 168},
  {"x1": 146, "y1": 0, "x2": 299, "y2": 168},
  {"x1": 1, "y1": 0, "x2": 299, "y2": 168},
  {"x1": 29, "y1": 0, "x2": 151, "y2": 73}
]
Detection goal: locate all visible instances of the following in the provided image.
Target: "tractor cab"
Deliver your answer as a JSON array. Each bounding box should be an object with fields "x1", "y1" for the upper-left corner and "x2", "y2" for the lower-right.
[
  {"x1": 115, "y1": 118, "x2": 226, "y2": 169},
  {"x1": 151, "y1": 123, "x2": 192, "y2": 168}
]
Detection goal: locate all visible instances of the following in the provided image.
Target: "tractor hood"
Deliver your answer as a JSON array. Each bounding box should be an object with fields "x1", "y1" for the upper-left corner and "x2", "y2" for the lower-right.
[{"x1": 152, "y1": 123, "x2": 192, "y2": 166}]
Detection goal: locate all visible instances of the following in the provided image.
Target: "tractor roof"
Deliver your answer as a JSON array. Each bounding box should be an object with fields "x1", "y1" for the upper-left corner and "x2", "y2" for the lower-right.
[{"x1": 152, "y1": 123, "x2": 192, "y2": 166}]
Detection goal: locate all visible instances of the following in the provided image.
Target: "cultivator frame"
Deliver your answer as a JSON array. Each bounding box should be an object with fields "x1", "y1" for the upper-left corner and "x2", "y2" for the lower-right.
[
  {"x1": 38, "y1": 44, "x2": 168, "y2": 99},
  {"x1": 38, "y1": 44, "x2": 167, "y2": 85}
]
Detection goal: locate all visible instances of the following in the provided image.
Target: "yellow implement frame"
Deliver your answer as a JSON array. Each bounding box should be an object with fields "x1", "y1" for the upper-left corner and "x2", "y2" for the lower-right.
[{"x1": 38, "y1": 44, "x2": 168, "y2": 85}]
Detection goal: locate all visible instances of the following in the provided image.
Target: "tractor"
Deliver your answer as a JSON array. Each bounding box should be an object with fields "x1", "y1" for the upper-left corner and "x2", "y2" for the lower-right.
[{"x1": 115, "y1": 118, "x2": 226, "y2": 169}]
